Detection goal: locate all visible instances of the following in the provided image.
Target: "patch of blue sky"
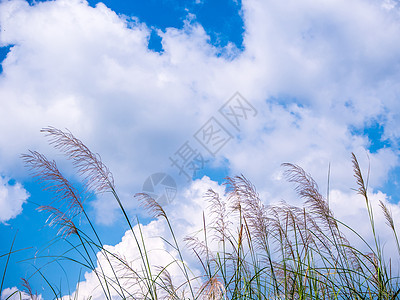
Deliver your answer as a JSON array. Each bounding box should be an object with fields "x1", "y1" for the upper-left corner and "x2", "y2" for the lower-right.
[
  {"x1": 0, "y1": 181, "x2": 78, "y2": 299},
  {"x1": 380, "y1": 166, "x2": 400, "y2": 204},
  {"x1": 194, "y1": 0, "x2": 244, "y2": 50},
  {"x1": 24, "y1": 0, "x2": 47, "y2": 5},
  {"x1": 192, "y1": 157, "x2": 230, "y2": 184},
  {"x1": 350, "y1": 119, "x2": 391, "y2": 154},
  {"x1": 364, "y1": 123, "x2": 391, "y2": 154},
  {"x1": 21, "y1": 0, "x2": 244, "y2": 54},
  {"x1": 0, "y1": 45, "x2": 13, "y2": 74},
  {"x1": 148, "y1": 30, "x2": 163, "y2": 53},
  {"x1": 268, "y1": 95, "x2": 308, "y2": 109},
  {"x1": 0, "y1": 177, "x2": 132, "y2": 299},
  {"x1": 86, "y1": 0, "x2": 244, "y2": 53},
  {"x1": 349, "y1": 120, "x2": 400, "y2": 203}
]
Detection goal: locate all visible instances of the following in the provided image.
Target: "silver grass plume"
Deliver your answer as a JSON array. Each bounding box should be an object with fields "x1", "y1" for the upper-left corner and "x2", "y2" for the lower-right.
[{"x1": 41, "y1": 127, "x2": 115, "y2": 195}]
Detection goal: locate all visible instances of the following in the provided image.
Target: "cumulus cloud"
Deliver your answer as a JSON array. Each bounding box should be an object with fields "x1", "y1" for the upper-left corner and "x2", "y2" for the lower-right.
[
  {"x1": 0, "y1": 0, "x2": 398, "y2": 195},
  {"x1": 0, "y1": 0, "x2": 245, "y2": 205},
  {"x1": 330, "y1": 188, "x2": 400, "y2": 262},
  {"x1": 1, "y1": 0, "x2": 400, "y2": 295},
  {"x1": 0, "y1": 176, "x2": 29, "y2": 223},
  {"x1": 66, "y1": 176, "x2": 224, "y2": 299},
  {"x1": 1, "y1": 286, "x2": 42, "y2": 300},
  {"x1": 67, "y1": 173, "x2": 400, "y2": 299}
]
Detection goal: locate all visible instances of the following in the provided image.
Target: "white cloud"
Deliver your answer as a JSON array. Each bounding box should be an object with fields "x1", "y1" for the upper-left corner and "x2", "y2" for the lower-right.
[
  {"x1": 67, "y1": 174, "x2": 400, "y2": 299},
  {"x1": 1, "y1": 287, "x2": 42, "y2": 300},
  {"x1": 0, "y1": 176, "x2": 29, "y2": 223},
  {"x1": 71, "y1": 220, "x2": 198, "y2": 300},
  {"x1": 240, "y1": 0, "x2": 400, "y2": 133},
  {"x1": 1, "y1": 0, "x2": 398, "y2": 189},
  {"x1": 1, "y1": 0, "x2": 400, "y2": 295},
  {"x1": 330, "y1": 188, "x2": 400, "y2": 263},
  {"x1": 67, "y1": 176, "x2": 224, "y2": 299}
]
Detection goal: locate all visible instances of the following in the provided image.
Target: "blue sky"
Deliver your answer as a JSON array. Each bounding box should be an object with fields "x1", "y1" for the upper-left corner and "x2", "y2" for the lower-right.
[
  {"x1": 85, "y1": 0, "x2": 244, "y2": 51},
  {"x1": 1, "y1": 0, "x2": 400, "y2": 299}
]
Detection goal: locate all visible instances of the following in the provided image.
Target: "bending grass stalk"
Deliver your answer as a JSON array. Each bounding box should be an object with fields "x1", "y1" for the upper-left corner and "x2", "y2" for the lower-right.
[
  {"x1": 37, "y1": 128, "x2": 160, "y2": 298},
  {"x1": 0, "y1": 232, "x2": 18, "y2": 299},
  {"x1": 135, "y1": 192, "x2": 196, "y2": 299},
  {"x1": 19, "y1": 128, "x2": 400, "y2": 299}
]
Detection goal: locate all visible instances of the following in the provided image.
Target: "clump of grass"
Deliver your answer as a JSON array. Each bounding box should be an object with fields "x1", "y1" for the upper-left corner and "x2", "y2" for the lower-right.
[
  {"x1": 19, "y1": 128, "x2": 199, "y2": 300},
  {"x1": 14, "y1": 127, "x2": 400, "y2": 299}
]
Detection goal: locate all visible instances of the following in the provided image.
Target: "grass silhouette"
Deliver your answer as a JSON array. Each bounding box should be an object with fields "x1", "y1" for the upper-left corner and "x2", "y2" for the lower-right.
[{"x1": 1, "y1": 127, "x2": 399, "y2": 299}]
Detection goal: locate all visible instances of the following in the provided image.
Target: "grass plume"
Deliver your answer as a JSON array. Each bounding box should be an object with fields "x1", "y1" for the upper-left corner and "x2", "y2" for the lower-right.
[{"x1": 14, "y1": 129, "x2": 400, "y2": 300}]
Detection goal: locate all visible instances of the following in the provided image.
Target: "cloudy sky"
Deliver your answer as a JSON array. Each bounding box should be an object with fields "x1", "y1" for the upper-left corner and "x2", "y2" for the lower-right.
[{"x1": 1, "y1": 0, "x2": 400, "y2": 298}]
